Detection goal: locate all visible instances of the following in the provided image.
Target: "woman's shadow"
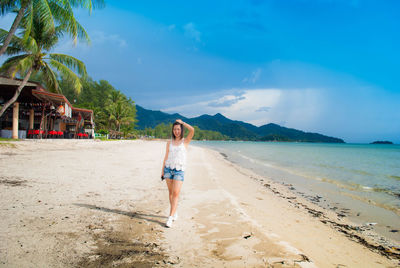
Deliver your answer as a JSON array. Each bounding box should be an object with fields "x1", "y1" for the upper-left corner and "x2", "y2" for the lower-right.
[{"x1": 74, "y1": 203, "x2": 166, "y2": 227}]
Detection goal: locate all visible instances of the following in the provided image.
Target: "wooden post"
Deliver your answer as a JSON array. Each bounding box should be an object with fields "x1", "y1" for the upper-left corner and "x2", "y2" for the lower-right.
[
  {"x1": 39, "y1": 106, "x2": 44, "y2": 139},
  {"x1": 44, "y1": 115, "x2": 47, "y2": 138},
  {"x1": 29, "y1": 108, "x2": 34, "y2": 129},
  {"x1": 12, "y1": 102, "x2": 19, "y2": 139}
]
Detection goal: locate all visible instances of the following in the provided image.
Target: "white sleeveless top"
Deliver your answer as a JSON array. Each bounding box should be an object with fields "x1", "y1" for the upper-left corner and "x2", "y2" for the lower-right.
[{"x1": 165, "y1": 139, "x2": 187, "y2": 171}]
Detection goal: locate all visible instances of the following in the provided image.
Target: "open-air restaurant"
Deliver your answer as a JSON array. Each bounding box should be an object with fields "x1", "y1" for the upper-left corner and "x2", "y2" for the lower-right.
[{"x1": 0, "y1": 76, "x2": 94, "y2": 139}]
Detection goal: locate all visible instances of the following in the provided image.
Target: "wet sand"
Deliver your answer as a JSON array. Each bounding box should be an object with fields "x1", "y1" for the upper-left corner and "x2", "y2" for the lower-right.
[{"x1": 0, "y1": 140, "x2": 399, "y2": 267}]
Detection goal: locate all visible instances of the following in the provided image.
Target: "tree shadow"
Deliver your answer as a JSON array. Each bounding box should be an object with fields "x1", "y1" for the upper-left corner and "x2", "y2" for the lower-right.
[{"x1": 74, "y1": 203, "x2": 166, "y2": 227}]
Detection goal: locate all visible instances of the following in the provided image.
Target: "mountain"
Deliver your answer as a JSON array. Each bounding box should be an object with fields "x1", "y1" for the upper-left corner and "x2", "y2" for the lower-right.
[
  {"x1": 186, "y1": 113, "x2": 259, "y2": 140},
  {"x1": 135, "y1": 105, "x2": 345, "y2": 143},
  {"x1": 136, "y1": 105, "x2": 189, "y2": 129},
  {"x1": 256, "y1": 123, "x2": 343, "y2": 143}
]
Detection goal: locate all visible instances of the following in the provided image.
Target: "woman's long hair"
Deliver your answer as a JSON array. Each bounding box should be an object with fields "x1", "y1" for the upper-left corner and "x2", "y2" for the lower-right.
[{"x1": 171, "y1": 122, "x2": 184, "y2": 140}]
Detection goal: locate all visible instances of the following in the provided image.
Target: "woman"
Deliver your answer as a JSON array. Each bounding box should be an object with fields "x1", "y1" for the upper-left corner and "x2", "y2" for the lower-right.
[{"x1": 161, "y1": 119, "x2": 194, "y2": 227}]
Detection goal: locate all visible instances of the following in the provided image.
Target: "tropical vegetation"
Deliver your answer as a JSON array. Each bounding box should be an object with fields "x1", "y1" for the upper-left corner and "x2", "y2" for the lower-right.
[
  {"x1": 61, "y1": 77, "x2": 137, "y2": 136},
  {"x1": 0, "y1": 4, "x2": 88, "y2": 117},
  {"x1": 0, "y1": 0, "x2": 138, "y2": 138},
  {"x1": 0, "y1": 0, "x2": 104, "y2": 56},
  {"x1": 137, "y1": 123, "x2": 229, "y2": 141}
]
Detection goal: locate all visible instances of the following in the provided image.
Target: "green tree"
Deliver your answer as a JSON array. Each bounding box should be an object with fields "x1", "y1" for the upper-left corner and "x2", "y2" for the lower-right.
[
  {"x1": 105, "y1": 91, "x2": 136, "y2": 132},
  {"x1": 60, "y1": 76, "x2": 137, "y2": 135},
  {"x1": 0, "y1": 6, "x2": 87, "y2": 117},
  {"x1": 0, "y1": 0, "x2": 104, "y2": 56},
  {"x1": 140, "y1": 123, "x2": 229, "y2": 141}
]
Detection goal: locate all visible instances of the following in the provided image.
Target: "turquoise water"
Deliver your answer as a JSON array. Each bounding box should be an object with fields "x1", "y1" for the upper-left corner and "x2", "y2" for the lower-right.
[{"x1": 193, "y1": 141, "x2": 400, "y2": 242}]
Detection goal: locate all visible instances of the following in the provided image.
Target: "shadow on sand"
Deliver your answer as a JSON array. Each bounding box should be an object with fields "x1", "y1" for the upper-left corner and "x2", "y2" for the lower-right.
[{"x1": 74, "y1": 203, "x2": 166, "y2": 227}]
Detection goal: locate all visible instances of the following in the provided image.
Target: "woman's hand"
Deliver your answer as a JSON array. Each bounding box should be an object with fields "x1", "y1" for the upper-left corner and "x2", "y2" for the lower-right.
[{"x1": 176, "y1": 119, "x2": 194, "y2": 145}]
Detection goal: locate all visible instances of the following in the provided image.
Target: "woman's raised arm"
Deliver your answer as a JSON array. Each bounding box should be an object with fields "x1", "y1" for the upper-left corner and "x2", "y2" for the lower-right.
[{"x1": 176, "y1": 119, "x2": 194, "y2": 145}]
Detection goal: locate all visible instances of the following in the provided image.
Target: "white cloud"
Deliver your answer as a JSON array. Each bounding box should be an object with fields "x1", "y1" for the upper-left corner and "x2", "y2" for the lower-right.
[
  {"x1": 54, "y1": 30, "x2": 128, "y2": 54},
  {"x1": 91, "y1": 31, "x2": 128, "y2": 48},
  {"x1": 242, "y1": 68, "x2": 262, "y2": 84},
  {"x1": 255, "y1": 106, "x2": 270, "y2": 112},
  {"x1": 183, "y1": 22, "x2": 201, "y2": 42},
  {"x1": 208, "y1": 95, "x2": 246, "y2": 107},
  {"x1": 162, "y1": 88, "x2": 322, "y2": 128}
]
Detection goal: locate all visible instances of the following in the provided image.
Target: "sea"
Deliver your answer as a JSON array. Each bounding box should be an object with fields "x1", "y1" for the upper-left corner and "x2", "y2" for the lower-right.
[{"x1": 193, "y1": 141, "x2": 400, "y2": 243}]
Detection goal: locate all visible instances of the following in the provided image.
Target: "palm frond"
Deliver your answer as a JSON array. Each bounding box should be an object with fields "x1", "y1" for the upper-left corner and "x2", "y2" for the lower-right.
[
  {"x1": 49, "y1": 58, "x2": 82, "y2": 94},
  {"x1": 3, "y1": 45, "x2": 24, "y2": 55},
  {"x1": 67, "y1": 0, "x2": 105, "y2": 13},
  {"x1": 2, "y1": 54, "x2": 34, "y2": 78},
  {"x1": 0, "y1": 54, "x2": 30, "y2": 75},
  {"x1": 0, "y1": 28, "x2": 34, "y2": 55},
  {"x1": 0, "y1": 0, "x2": 18, "y2": 16},
  {"x1": 14, "y1": 54, "x2": 34, "y2": 75},
  {"x1": 33, "y1": 0, "x2": 55, "y2": 36},
  {"x1": 0, "y1": 28, "x2": 22, "y2": 45},
  {"x1": 48, "y1": 0, "x2": 77, "y2": 43},
  {"x1": 74, "y1": 18, "x2": 90, "y2": 44},
  {"x1": 40, "y1": 61, "x2": 60, "y2": 93},
  {"x1": 49, "y1": 53, "x2": 87, "y2": 76},
  {"x1": 20, "y1": 1, "x2": 33, "y2": 42},
  {"x1": 23, "y1": 34, "x2": 39, "y2": 53},
  {"x1": 40, "y1": 24, "x2": 60, "y2": 50}
]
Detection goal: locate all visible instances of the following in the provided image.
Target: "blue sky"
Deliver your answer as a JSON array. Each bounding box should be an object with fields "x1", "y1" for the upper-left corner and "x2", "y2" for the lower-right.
[{"x1": 1, "y1": 0, "x2": 399, "y2": 143}]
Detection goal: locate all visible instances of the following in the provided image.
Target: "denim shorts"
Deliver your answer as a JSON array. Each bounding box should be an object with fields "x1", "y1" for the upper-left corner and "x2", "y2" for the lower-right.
[{"x1": 164, "y1": 167, "x2": 185, "y2": 181}]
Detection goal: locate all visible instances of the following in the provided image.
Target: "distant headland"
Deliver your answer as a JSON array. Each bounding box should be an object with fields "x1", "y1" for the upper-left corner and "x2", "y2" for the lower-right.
[{"x1": 370, "y1": 141, "x2": 393, "y2": 144}]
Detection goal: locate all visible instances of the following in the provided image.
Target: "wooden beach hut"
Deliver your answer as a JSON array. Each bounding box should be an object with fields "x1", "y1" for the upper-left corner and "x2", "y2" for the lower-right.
[{"x1": 0, "y1": 76, "x2": 94, "y2": 139}]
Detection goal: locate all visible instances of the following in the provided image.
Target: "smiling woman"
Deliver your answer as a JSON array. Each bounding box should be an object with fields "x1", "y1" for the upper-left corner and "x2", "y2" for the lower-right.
[{"x1": 161, "y1": 119, "x2": 194, "y2": 228}]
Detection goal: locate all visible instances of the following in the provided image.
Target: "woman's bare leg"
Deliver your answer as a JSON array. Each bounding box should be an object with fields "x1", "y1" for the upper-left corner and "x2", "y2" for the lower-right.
[
  {"x1": 166, "y1": 178, "x2": 173, "y2": 204},
  {"x1": 166, "y1": 179, "x2": 183, "y2": 217}
]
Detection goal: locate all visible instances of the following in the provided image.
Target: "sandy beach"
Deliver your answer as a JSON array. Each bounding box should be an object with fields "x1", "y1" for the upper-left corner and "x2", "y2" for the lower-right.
[{"x1": 0, "y1": 140, "x2": 399, "y2": 267}]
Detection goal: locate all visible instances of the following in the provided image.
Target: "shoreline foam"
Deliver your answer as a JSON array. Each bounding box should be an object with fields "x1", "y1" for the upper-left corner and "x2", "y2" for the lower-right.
[
  {"x1": 205, "y1": 147, "x2": 400, "y2": 257},
  {"x1": 194, "y1": 141, "x2": 400, "y2": 245}
]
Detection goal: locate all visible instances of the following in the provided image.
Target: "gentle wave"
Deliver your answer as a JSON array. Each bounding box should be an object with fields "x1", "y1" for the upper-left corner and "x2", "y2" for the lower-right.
[
  {"x1": 339, "y1": 191, "x2": 400, "y2": 217},
  {"x1": 319, "y1": 163, "x2": 375, "y2": 177},
  {"x1": 235, "y1": 150, "x2": 400, "y2": 200},
  {"x1": 320, "y1": 177, "x2": 400, "y2": 201},
  {"x1": 387, "y1": 175, "x2": 400, "y2": 181}
]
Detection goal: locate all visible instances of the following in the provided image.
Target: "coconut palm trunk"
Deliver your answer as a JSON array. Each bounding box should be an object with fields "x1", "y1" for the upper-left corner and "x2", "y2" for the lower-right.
[
  {"x1": 0, "y1": 67, "x2": 33, "y2": 118},
  {"x1": 0, "y1": 1, "x2": 30, "y2": 56}
]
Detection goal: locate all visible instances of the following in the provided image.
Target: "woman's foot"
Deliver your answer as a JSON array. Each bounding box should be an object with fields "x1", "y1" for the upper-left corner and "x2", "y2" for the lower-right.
[
  {"x1": 166, "y1": 216, "x2": 173, "y2": 228},
  {"x1": 173, "y1": 212, "x2": 178, "y2": 221}
]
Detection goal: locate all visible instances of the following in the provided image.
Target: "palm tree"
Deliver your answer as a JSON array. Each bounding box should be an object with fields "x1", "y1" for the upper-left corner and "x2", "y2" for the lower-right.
[
  {"x1": 0, "y1": 6, "x2": 87, "y2": 117},
  {"x1": 0, "y1": 0, "x2": 105, "y2": 56},
  {"x1": 105, "y1": 91, "x2": 136, "y2": 132}
]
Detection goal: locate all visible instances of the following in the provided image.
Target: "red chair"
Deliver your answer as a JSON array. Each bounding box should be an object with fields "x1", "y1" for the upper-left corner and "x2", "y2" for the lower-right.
[
  {"x1": 32, "y1": 130, "x2": 39, "y2": 138},
  {"x1": 48, "y1": 130, "x2": 56, "y2": 138},
  {"x1": 57, "y1": 131, "x2": 63, "y2": 138}
]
